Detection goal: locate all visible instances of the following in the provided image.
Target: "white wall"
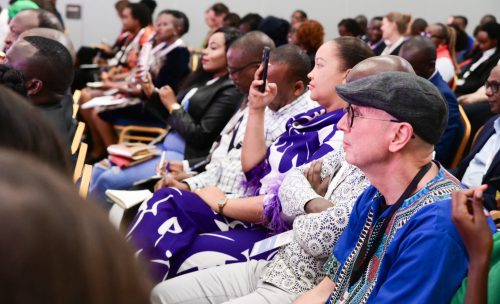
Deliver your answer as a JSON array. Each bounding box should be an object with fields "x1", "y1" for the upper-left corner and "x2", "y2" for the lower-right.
[{"x1": 1, "y1": 0, "x2": 499, "y2": 49}]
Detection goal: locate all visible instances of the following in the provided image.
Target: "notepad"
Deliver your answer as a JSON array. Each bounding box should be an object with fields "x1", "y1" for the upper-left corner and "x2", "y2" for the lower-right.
[
  {"x1": 250, "y1": 230, "x2": 294, "y2": 257},
  {"x1": 133, "y1": 174, "x2": 162, "y2": 187},
  {"x1": 105, "y1": 189, "x2": 153, "y2": 209},
  {"x1": 107, "y1": 142, "x2": 160, "y2": 160},
  {"x1": 108, "y1": 154, "x2": 156, "y2": 168},
  {"x1": 81, "y1": 95, "x2": 128, "y2": 109}
]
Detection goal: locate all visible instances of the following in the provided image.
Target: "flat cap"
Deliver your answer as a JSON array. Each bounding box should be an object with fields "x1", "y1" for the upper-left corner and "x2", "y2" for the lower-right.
[{"x1": 336, "y1": 71, "x2": 448, "y2": 145}]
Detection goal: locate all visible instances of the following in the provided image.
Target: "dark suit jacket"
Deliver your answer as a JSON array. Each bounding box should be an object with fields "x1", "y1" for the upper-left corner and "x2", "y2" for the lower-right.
[
  {"x1": 430, "y1": 72, "x2": 463, "y2": 168},
  {"x1": 371, "y1": 40, "x2": 386, "y2": 56},
  {"x1": 390, "y1": 42, "x2": 404, "y2": 56},
  {"x1": 146, "y1": 75, "x2": 243, "y2": 162},
  {"x1": 37, "y1": 94, "x2": 77, "y2": 147},
  {"x1": 152, "y1": 46, "x2": 191, "y2": 94},
  {"x1": 456, "y1": 50, "x2": 500, "y2": 96},
  {"x1": 454, "y1": 115, "x2": 500, "y2": 210}
]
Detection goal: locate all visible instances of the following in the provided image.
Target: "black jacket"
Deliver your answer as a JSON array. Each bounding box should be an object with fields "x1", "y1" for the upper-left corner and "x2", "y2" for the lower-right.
[
  {"x1": 453, "y1": 115, "x2": 500, "y2": 210},
  {"x1": 456, "y1": 50, "x2": 500, "y2": 96},
  {"x1": 146, "y1": 75, "x2": 243, "y2": 162},
  {"x1": 372, "y1": 41, "x2": 387, "y2": 56},
  {"x1": 38, "y1": 94, "x2": 77, "y2": 147}
]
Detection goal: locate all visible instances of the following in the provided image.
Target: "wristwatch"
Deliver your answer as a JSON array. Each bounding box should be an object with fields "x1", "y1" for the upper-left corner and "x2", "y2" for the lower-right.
[
  {"x1": 169, "y1": 103, "x2": 181, "y2": 113},
  {"x1": 217, "y1": 197, "x2": 229, "y2": 216}
]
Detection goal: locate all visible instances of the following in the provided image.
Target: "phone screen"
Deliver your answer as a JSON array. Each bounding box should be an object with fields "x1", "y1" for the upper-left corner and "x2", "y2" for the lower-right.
[{"x1": 259, "y1": 47, "x2": 271, "y2": 93}]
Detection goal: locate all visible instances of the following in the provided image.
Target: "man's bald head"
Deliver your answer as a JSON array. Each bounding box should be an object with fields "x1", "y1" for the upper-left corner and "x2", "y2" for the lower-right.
[
  {"x1": 227, "y1": 31, "x2": 276, "y2": 93},
  {"x1": 4, "y1": 9, "x2": 38, "y2": 52},
  {"x1": 347, "y1": 55, "x2": 415, "y2": 82},
  {"x1": 230, "y1": 31, "x2": 276, "y2": 61},
  {"x1": 19, "y1": 28, "x2": 76, "y2": 63},
  {"x1": 3, "y1": 9, "x2": 63, "y2": 52},
  {"x1": 398, "y1": 36, "x2": 436, "y2": 79}
]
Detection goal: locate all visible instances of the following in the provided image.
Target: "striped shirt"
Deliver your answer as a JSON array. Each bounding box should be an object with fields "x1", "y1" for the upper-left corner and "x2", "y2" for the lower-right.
[{"x1": 184, "y1": 92, "x2": 317, "y2": 196}]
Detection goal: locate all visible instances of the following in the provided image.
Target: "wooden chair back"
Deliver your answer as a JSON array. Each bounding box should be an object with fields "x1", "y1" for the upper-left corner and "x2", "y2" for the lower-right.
[
  {"x1": 116, "y1": 125, "x2": 167, "y2": 144},
  {"x1": 471, "y1": 125, "x2": 485, "y2": 150},
  {"x1": 450, "y1": 105, "x2": 471, "y2": 169},
  {"x1": 191, "y1": 54, "x2": 199, "y2": 71},
  {"x1": 79, "y1": 164, "x2": 92, "y2": 199},
  {"x1": 449, "y1": 75, "x2": 458, "y2": 92},
  {"x1": 71, "y1": 122, "x2": 86, "y2": 155},
  {"x1": 72, "y1": 90, "x2": 81, "y2": 119},
  {"x1": 73, "y1": 142, "x2": 88, "y2": 182}
]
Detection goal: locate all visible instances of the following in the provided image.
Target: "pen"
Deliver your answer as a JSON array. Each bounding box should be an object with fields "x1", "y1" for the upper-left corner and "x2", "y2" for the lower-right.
[
  {"x1": 157, "y1": 151, "x2": 166, "y2": 176},
  {"x1": 190, "y1": 158, "x2": 209, "y2": 171}
]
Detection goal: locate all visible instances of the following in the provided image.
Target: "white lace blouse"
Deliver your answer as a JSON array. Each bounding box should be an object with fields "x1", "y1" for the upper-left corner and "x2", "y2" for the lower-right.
[{"x1": 261, "y1": 147, "x2": 370, "y2": 294}]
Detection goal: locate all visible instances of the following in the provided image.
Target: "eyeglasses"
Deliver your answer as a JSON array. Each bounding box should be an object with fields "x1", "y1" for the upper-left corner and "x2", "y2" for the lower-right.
[
  {"x1": 227, "y1": 61, "x2": 261, "y2": 75},
  {"x1": 485, "y1": 80, "x2": 500, "y2": 94},
  {"x1": 421, "y1": 32, "x2": 445, "y2": 40},
  {"x1": 343, "y1": 105, "x2": 402, "y2": 129}
]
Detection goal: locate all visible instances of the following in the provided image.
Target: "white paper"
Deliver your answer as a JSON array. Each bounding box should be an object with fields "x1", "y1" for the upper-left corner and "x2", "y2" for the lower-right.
[
  {"x1": 108, "y1": 204, "x2": 125, "y2": 229},
  {"x1": 105, "y1": 189, "x2": 153, "y2": 209},
  {"x1": 81, "y1": 95, "x2": 128, "y2": 109},
  {"x1": 250, "y1": 230, "x2": 294, "y2": 257}
]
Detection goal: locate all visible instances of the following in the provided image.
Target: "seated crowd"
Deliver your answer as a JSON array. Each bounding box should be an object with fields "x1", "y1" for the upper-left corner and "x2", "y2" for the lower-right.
[{"x1": 0, "y1": 1, "x2": 498, "y2": 303}]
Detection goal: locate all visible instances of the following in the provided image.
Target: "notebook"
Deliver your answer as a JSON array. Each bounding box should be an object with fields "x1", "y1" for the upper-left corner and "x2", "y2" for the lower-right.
[
  {"x1": 107, "y1": 142, "x2": 160, "y2": 160},
  {"x1": 108, "y1": 154, "x2": 156, "y2": 168},
  {"x1": 249, "y1": 230, "x2": 294, "y2": 257},
  {"x1": 105, "y1": 189, "x2": 153, "y2": 209}
]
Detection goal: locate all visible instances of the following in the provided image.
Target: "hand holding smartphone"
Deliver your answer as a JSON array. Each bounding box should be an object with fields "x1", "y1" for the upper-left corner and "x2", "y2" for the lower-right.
[{"x1": 259, "y1": 47, "x2": 271, "y2": 93}]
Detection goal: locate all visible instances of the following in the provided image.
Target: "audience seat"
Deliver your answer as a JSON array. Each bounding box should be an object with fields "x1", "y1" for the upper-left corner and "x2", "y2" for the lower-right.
[
  {"x1": 73, "y1": 142, "x2": 88, "y2": 182},
  {"x1": 449, "y1": 74, "x2": 458, "y2": 92},
  {"x1": 71, "y1": 121, "x2": 86, "y2": 155},
  {"x1": 191, "y1": 54, "x2": 199, "y2": 71},
  {"x1": 450, "y1": 105, "x2": 471, "y2": 169},
  {"x1": 72, "y1": 89, "x2": 81, "y2": 119},
  {"x1": 471, "y1": 125, "x2": 485, "y2": 149},
  {"x1": 79, "y1": 164, "x2": 92, "y2": 199},
  {"x1": 117, "y1": 125, "x2": 167, "y2": 144}
]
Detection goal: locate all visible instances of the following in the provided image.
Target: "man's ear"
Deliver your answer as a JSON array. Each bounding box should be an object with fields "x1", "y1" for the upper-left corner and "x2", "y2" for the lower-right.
[
  {"x1": 388, "y1": 123, "x2": 414, "y2": 153},
  {"x1": 25, "y1": 78, "x2": 43, "y2": 96},
  {"x1": 293, "y1": 80, "x2": 305, "y2": 96}
]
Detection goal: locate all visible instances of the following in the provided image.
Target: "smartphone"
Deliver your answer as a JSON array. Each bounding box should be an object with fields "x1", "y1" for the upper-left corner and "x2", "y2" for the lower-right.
[
  {"x1": 259, "y1": 47, "x2": 271, "y2": 93},
  {"x1": 486, "y1": 176, "x2": 500, "y2": 191}
]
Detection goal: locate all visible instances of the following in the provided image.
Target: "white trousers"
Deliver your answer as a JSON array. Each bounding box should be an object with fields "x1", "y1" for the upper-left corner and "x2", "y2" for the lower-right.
[{"x1": 151, "y1": 260, "x2": 298, "y2": 304}]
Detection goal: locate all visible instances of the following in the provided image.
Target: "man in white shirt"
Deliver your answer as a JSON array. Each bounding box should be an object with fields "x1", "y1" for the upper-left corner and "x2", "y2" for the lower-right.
[
  {"x1": 156, "y1": 33, "x2": 316, "y2": 196},
  {"x1": 454, "y1": 65, "x2": 500, "y2": 210}
]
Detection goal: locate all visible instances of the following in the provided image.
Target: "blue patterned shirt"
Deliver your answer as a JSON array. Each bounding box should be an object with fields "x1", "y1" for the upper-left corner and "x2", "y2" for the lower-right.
[{"x1": 324, "y1": 166, "x2": 470, "y2": 304}]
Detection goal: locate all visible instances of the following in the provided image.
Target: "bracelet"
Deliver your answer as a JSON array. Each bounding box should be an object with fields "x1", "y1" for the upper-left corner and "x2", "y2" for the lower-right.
[{"x1": 217, "y1": 197, "x2": 229, "y2": 216}]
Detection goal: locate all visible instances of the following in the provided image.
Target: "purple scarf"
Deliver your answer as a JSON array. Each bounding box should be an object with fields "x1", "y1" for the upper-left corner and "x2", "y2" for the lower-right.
[{"x1": 244, "y1": 106, "x2": 345, "y2": 232}]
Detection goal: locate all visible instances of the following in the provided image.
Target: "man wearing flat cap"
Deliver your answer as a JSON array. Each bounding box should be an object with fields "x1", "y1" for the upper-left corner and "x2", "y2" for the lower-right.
[{"x1": 296, "y1": 72, "x2": 494, "y2": 303}]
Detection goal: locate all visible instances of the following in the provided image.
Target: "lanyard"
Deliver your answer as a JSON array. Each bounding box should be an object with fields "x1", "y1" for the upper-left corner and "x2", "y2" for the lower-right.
[
  {"x1": 348, "y1": 162, "x2": 432, "y2": 287},
  {"x1": 227, "y1": 115, "x2": 245, "y2": 152}
]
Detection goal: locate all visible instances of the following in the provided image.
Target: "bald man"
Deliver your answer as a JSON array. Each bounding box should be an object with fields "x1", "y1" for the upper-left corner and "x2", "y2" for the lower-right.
[
  {"x1": 399, "y1": 36, "x2": 463, "y2": 168},
  {"x1": 346, "y1": 55, "x2": 414, "y2": 81},
  {"x1": 4, "y1": 8, "x2": 63, "y2": 52},
  {"x1": 19, "y1": 27, "x2": 76, "y2": 63},
  {"x1": 150, "y1": 55, "x2": 416, "y2": 304},
  {"x1": 6, "y1": 36, "x2": 75, "y2": 145}
]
